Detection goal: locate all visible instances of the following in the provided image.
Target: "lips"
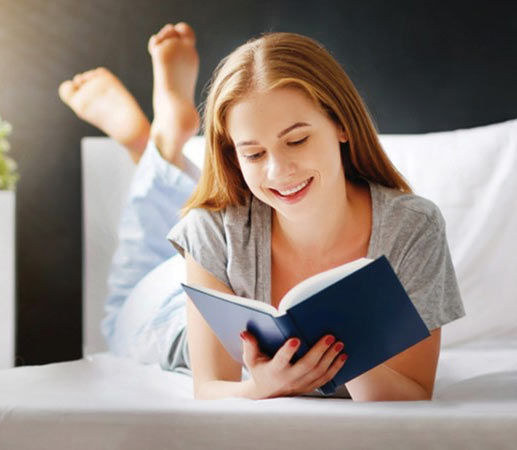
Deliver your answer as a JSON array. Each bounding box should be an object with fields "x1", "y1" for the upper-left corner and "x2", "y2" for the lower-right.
[{"x1": 269, "y1": 177, "x2": 314, "y2": 203}]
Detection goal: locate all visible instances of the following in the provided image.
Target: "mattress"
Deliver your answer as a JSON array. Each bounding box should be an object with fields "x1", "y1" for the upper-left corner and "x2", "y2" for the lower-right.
[{"x1": 1, "y1": 343, "x2": 516, "y2": 450}]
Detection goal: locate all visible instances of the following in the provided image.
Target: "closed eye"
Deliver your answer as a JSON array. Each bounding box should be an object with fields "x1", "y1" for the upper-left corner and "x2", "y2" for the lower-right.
[
  {"x1": 287, "y1": 136, "x2": 309, "y2": 146},
  {"x1": 245, "y1": 151, "x2": 265, "y2": 161},
  {"x1": 243, "y1": 136, "x2": 308, "y2": 161}
]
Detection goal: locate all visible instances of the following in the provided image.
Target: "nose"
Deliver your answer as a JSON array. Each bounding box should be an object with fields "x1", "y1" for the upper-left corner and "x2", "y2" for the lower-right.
[{"x1": 267, "y1": 150, "x2": 296, "y2": 180}]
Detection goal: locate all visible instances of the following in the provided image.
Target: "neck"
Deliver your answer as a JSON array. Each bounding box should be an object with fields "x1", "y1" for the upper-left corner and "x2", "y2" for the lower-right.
[{"x1": 272, "y1": 179, "x2": 369, "y2": 262}]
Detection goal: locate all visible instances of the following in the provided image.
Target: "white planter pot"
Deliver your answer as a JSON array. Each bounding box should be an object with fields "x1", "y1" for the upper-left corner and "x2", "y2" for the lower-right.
[{"x1": 0, "y1": 190, "x2": 15, "y2": 369}]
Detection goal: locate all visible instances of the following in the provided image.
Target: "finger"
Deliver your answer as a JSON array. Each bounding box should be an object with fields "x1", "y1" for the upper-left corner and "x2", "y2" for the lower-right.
[
  {"x1": 297, "y1": 340, "x2": 346, "y2": 388},
  {"x1": 289, "y1": 334, "x2": 338, "y2": 380},
  {"x1": 271, "y1": 336, "x2": 302, "y2": 371},
  {"x1": 306, "y1": 351, "x2": 348, "y2": 393},
  {"x1": 240, "y1": 330, "x2": 262, "y2": 368}
]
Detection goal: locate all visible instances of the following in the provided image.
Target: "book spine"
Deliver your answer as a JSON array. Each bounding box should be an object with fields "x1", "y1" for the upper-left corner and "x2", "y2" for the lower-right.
[{"x1": 285, "y1": 310, "x2": 337, "y2": 396}]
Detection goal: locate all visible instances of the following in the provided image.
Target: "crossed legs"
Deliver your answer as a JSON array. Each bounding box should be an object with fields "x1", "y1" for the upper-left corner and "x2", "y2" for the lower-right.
[{"x1": 59, "y1": 23, "x2": 201, "y2": 363}]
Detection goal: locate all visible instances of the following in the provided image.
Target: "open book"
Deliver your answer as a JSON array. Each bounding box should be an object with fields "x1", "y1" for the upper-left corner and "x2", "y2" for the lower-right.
[{"x1": 181, "y1": 255, "x2": 430, "y2": 396}]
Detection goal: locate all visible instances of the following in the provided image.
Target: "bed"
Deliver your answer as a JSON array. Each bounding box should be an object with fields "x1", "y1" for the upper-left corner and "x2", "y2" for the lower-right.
[{"x1": 1, "y1": 119, "x2": 516, "y2": 449}]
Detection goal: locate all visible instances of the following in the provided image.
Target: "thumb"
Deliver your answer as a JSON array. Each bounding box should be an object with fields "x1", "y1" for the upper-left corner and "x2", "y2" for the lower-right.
[{"x1": 240, "y1": 330, "x2": 261, "y2": 368}]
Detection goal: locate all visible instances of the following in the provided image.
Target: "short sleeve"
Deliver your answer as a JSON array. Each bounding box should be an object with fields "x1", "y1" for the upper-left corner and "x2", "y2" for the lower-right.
[
  {"x1": 397, "y1": 207, "x2": 466, "y2": 331},
  {"x1": 167, "y1": 207, "x2": 230, "y2": 288}
]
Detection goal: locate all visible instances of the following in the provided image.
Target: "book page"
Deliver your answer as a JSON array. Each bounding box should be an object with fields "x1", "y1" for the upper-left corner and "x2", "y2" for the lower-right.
[
  {"x1": 185, "y1": 284, "x2": 282, "y2": 317},
  {"x1": 278, "y1": 257, "x2": 373, "y2": 312}
]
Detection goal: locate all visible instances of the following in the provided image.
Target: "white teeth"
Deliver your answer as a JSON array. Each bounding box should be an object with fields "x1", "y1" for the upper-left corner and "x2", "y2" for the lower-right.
[{"x1": 278, "y1": 178, "x2": 310, "y2": 196}]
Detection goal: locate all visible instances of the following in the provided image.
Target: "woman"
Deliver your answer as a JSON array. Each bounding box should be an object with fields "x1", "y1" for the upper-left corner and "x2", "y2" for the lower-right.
[
  {"x1": 60, "y1": 22, "x2": 464, "y2": 401},
  {"x1": 167, "y1": 29, "x2": 465, "y2": 401}
]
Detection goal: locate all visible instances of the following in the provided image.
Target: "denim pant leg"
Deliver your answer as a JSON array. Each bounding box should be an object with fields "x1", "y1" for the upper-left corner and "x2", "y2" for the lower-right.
[
  {"x1": 113, "y1": 252, "x2": 192, "y2": 373},
  {"x1": 101, "y1": 139, "x2": 198, "y2": 359}
]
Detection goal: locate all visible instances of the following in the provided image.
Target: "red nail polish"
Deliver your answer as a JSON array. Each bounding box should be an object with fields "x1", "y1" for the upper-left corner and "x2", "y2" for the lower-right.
[
  {"x1": 240, "y1": 331, "x2": 246, "y2": 341},
  {"x1": 340, "y1": 353, "x2": 348, "y2": 362},
  {"x1": 325, "y1": 335, "x2": 335, "y2": 345},
  {"x1": 290, "y1": 338, "x2": 299, "y2": 347}
]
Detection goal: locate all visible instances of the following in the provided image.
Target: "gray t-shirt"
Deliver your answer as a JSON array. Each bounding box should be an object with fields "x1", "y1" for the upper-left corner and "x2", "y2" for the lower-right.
[{"x1": 167, "y1": 179, "x2": 466, "y2": 398}]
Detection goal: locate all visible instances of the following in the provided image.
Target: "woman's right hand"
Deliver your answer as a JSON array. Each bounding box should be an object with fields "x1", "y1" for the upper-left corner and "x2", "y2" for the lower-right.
[{"x1": 240, "y1": 331, "x2": 348, "y2": 399}]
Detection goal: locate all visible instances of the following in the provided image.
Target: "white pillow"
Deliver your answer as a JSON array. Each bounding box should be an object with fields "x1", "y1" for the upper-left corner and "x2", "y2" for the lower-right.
[{"x1": 184, "y1": 119, "x2": 517, "y2": 349}]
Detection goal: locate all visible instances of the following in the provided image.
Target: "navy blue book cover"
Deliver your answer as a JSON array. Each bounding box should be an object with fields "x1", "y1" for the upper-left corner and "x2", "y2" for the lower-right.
[{"x1": 181, "y1": 255, "x2": 430, "y2": 396}]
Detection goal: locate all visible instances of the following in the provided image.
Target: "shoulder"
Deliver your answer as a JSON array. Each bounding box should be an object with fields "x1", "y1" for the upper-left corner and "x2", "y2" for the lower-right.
[
  {"x1": 374, "y1": 183, "x2": 445, "y2": 236},
  {"x1": 370, "y1": 182, "x2": 450, "y2": 269},
  {"x1": 167, "y1": 194, "x2": 270, "y2": 255},
  {"x1": 167, "y1": 206, "x2": 225, "y2": 254}
]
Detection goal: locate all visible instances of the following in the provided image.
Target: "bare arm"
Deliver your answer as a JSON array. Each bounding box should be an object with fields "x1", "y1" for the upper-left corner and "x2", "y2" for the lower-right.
[
  {"x1": 185, "y1": 251, "x2": 255, "y2": 399},
  {"x1": 345, "y1": 328, "x2": 441, "y2": 401}
]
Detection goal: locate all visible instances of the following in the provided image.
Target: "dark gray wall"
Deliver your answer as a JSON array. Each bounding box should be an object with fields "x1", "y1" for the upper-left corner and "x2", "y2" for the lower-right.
[{"x1": 1, "y1": 0, "x2": 515, "y2": 365}]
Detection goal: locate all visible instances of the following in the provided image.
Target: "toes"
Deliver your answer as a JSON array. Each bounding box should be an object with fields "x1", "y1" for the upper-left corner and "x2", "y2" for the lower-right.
[
  {"x1": 83, "y1": 68, "x2": 103, "y2": 81},
  {"x1": 156, "y1": 23, "x2": 180, "y2": 43},
  {"x1": 72, "y1": 68, "x2": 101, "y2": 87},
  {"x1": 58, "y1": 80, "x2": 75, "y2": 103},
  {"x1": 93, "y1": 67, "x2": 112, "y2": 78},
  {"x1": 148, "y1": 22, "x2": 196, "y2": 53},
  {"x1": 148, "y1": 34, "x2": 158, "y2": 52},
  {"x1": 174, "y1": 22, "x2": 196, "y2": 45},
  {"x1": 73, "y1": 73, "x2": 83, "y2": 85}
]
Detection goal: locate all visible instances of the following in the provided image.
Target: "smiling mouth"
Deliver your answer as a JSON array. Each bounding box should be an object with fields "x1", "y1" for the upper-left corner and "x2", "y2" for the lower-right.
[{"x1": 269, "y1": 177, "x2": 314, "y2": 200}]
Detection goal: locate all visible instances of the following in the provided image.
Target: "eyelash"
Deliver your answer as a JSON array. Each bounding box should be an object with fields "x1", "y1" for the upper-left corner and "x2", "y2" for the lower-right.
[{"x1": 245, "y1": 136, "x2": 309, "y2": 161}]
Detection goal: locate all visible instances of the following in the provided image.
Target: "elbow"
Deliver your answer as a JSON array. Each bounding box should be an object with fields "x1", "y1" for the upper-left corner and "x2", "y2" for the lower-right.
[
  {"x1": 193, "y1": 379, "x2": 207, "y2": 400},
  {"x1": 193, "y1": 391, "x2": 206, "y2": 400},
  {"x1": 193, "y1": 378, "x2": 219, "y2": 400},
  {"x1": 193, "y1": 387, "x2": 203, "y2": 400}
]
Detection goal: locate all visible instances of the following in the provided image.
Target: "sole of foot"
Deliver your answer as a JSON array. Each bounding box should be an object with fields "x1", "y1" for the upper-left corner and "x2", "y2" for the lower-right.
[{"x1": 59, "y1": 67, "x2": 150, "y2": 163}]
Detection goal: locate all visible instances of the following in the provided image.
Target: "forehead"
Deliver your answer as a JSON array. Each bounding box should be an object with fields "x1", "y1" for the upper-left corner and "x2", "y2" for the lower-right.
[{"x1": 226, "y1": 87, "x2": 324, "y2": 139}]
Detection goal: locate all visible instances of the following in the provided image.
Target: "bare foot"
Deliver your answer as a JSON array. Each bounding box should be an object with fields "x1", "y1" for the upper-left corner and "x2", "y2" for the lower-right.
[
  {"x1": 148, "y1": 22, "x2": 201, "y2": 169},
  {"x1": 59, "y1": 68, "x2": 151, "y2": 164}
]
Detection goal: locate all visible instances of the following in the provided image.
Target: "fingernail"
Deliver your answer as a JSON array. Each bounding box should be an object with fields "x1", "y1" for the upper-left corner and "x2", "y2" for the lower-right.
[
  {"x1": 325, "y1": 335, "x2": 335, "y2": 346},
  {"x1": 334, "y1": 342, "x2": 344, "y2": 352},
  {"x1": 240, "y1": 331, "x2": 247, "y2": 341},
  {"x1": 290, "y1": 338, "x2": 299, "y2": 347},
  {"x1": 340, "y1": 353, "x2": 348, "y2": 362}
]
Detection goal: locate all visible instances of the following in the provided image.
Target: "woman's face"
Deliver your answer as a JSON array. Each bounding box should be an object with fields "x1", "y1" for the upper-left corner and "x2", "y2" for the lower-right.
[{"x1": 226, "y1": 86, "x2": 348, "y2": 219}]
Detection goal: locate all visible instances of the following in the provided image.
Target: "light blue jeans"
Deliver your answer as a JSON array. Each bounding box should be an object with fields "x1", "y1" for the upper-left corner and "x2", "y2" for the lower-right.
[{"x1": 101, "y1": 140, "x2": 199, "y2": 373}]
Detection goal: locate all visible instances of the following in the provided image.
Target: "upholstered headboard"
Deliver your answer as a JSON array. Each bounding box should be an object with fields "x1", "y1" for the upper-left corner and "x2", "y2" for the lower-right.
[{"x1": 82, "y1": 120, "x2": 517, "y2": 355}]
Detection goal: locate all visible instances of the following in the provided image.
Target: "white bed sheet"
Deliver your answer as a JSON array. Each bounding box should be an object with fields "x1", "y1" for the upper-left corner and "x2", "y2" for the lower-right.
[{"x1": 1, "y1": 343, "x2": 516, "y2": 450}]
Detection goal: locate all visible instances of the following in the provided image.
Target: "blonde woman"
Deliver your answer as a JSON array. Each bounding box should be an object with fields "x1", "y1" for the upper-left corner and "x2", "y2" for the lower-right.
[
  {"x1": 60, "y1": 22, "x2": 465, "y2": 401},
  {"x1": 167, "y1": 25, "x2": 465, "y2": 401}
]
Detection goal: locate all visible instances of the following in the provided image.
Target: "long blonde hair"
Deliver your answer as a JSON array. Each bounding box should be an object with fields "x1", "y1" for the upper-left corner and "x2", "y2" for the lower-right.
[{"x1": 182, "y1": 31, "x2": 411, "y2": 215}]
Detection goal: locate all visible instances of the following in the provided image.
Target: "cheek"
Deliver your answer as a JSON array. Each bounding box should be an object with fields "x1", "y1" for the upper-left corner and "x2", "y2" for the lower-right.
[
  {"x1": 319, "y1": 144, "x2": 344, "y2": 175},
  {"x1": 239, "y1": 163, "x2": 262, "y2": 190}
]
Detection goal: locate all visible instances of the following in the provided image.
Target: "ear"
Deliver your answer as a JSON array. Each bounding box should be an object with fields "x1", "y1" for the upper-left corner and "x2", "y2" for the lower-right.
[{"x1": 338, "y1": 125, "x2": 348, "y2": 143}]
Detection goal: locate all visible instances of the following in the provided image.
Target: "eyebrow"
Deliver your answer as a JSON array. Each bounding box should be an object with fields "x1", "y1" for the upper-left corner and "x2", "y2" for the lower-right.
[{"x1": 235, "y1": 122, "x2": 311, "y2": 147}]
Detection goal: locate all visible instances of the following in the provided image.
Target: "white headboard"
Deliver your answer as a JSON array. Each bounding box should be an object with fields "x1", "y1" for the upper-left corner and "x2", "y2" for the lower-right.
[
  {"x1": 82, "y1": 120, "x2": 517, "y2": 355},
  {"x1": 81, "y1": 138, "x2": 135, "y2": 355}
]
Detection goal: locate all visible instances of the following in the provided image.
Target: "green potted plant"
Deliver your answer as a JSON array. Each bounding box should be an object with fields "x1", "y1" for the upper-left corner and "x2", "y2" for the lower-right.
[
  {"x1": 0, "y1": 115, "x2": 17, "y2": 369},
  {"x1": 0, "y1": 117, "x2": 18, "y2": 190}
]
